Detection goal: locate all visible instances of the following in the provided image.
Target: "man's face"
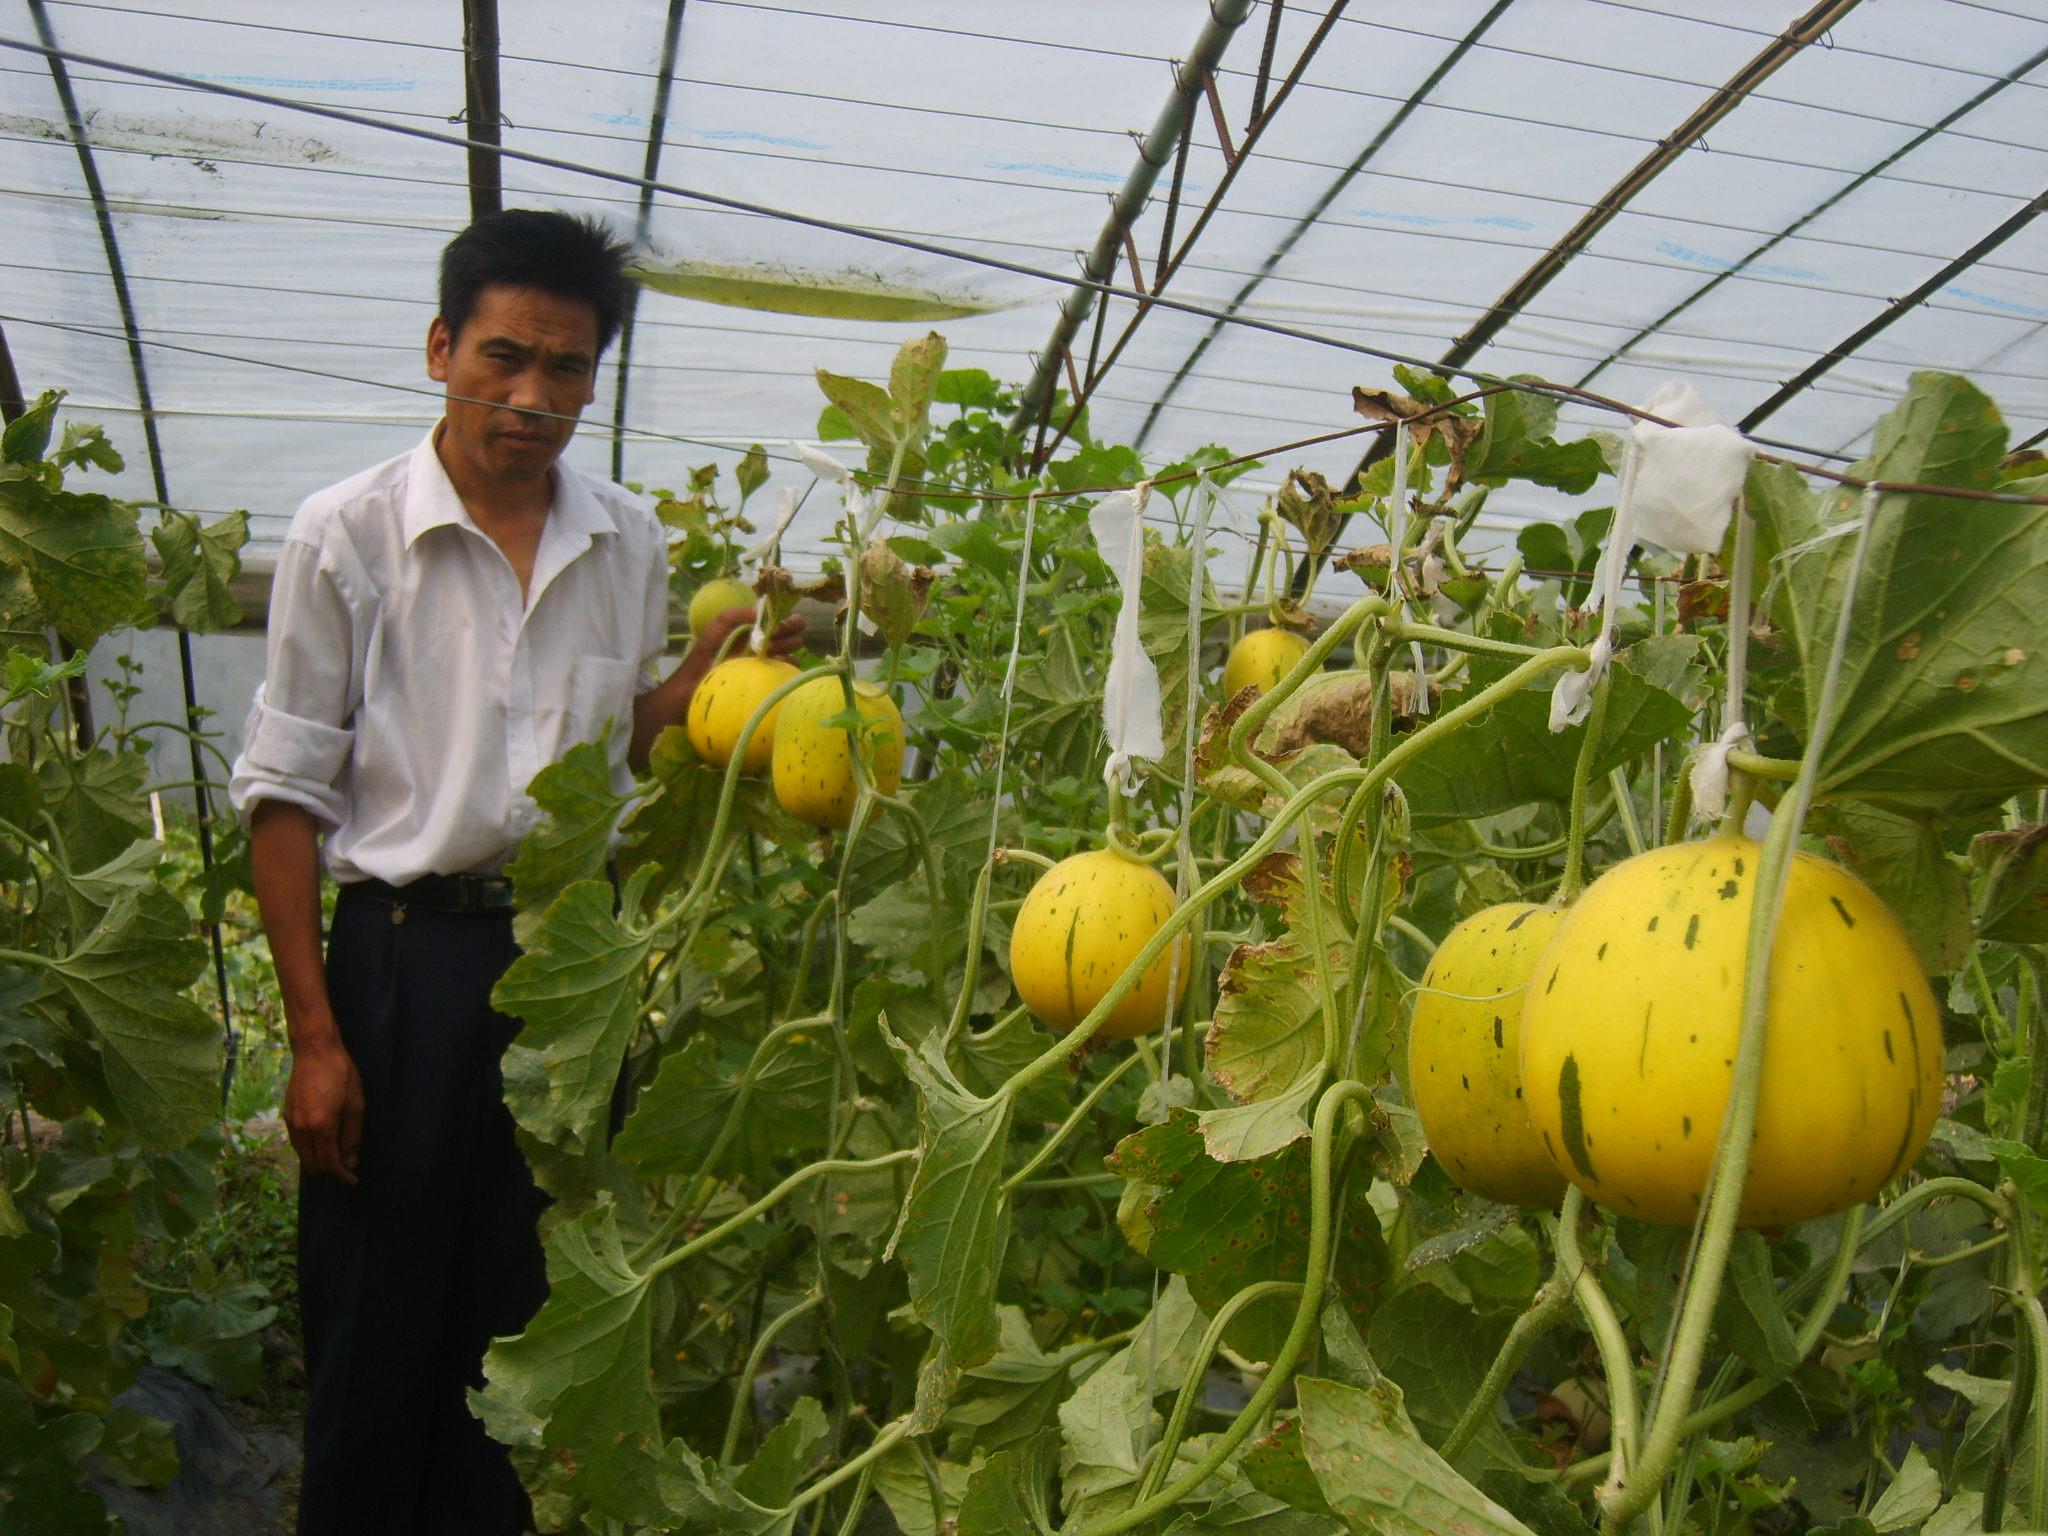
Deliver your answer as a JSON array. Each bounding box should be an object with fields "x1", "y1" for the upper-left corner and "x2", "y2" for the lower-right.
[{"x1": 426, "y1": 283, "x2": 600, "y2": 484}]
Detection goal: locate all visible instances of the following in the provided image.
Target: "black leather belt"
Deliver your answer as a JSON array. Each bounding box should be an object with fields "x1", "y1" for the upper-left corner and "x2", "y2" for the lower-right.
[{"x1": 346, "y1": 873, "x2": 516, "y2": 915}]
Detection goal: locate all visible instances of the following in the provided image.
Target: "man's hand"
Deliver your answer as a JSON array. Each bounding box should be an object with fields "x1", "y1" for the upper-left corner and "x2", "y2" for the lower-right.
[
  {"x1": 692, "y1": 604, "x2": 807, "y2": 669},
  {"x1": 250, "y1": 799, "x2": 366, "y2": 1185},
  {"x1": 285, "y1": 1033, "x2": 365, "y2": 1185},
  {"x1": 630, "y1": 605, "x2": 807, "y2": 770}
]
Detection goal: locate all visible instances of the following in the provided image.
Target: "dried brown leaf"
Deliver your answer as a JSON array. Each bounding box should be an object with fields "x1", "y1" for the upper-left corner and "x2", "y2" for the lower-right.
[{"x1": 1351, "y1": 386, "x2": 1482, "y2": 488}]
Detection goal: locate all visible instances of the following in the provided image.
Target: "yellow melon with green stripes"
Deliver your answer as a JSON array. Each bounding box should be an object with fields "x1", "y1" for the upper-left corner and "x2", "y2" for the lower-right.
[
  {"x1": 1520, "y1": 834, "x2": 1943, "y2": 1227},
  {"x1": 1008, "y1": 849, "x2": 1185, "y2": 1041}
]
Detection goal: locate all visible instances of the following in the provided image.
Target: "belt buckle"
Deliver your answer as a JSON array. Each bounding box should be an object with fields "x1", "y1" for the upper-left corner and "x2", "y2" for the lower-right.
[{"x1": 461, "y1": 875, "x2": 514, "y2": 913}]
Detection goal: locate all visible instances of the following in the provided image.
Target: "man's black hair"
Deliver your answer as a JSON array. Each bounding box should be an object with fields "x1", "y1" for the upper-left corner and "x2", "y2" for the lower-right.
[{"x1": 438, "y1": 209, "x2": 635, "y2": 354}]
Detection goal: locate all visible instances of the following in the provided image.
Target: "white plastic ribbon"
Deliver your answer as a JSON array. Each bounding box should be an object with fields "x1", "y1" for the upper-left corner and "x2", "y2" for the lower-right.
[
  {"x1": 797, "y1": 440, "x2": 881, "y2": 547},
  {"x1": 741, "y1": 484, "x2": 809, "y2": 650},
  {"x1": 794, "y1": 442, "x2": 851, "y2": 483},
  {"x1": 1090, "y1": 482, "x2": 1164, "y2": 793},
  {"x1": 1689, "y1": 719, "x2": 1755, "y2": 821},
  {"x1": 740, "y1": 484, "x2": 803, "y2": 568},
  {"x1": 1549, "y1": 434, "x2": 1642, "y2": 732},
  {"x1": 1690, "y1": 504, "x2": 1757, "y2": 821},
  {"x1": 1628, "y1": 380, "x2": 1754, "y2": 556},
  {"x1": 984, "y1": 490, "x2": 1040, "y2": 858}
]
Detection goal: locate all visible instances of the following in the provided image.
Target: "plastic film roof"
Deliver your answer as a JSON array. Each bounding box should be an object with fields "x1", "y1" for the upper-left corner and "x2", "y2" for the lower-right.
[{"x1": 3, "y1": 0, "x2": 2046, "y2": 568}]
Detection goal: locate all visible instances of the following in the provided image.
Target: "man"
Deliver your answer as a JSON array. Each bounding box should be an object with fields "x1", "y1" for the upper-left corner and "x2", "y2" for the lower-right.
[{"x1": 228, "y1": 209, "x2": 803, "y2": 1535}]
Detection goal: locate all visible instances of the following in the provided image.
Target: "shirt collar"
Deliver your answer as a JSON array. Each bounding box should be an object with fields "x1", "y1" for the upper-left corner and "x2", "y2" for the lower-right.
[{"x1": 402, "y1": 425, "x2": 617, "y2": 549}]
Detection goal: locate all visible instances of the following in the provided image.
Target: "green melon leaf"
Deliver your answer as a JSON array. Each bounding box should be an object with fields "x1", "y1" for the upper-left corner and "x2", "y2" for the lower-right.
[
  {"x1": 475, "y1": 1205, "x2": 668, "y2": 1524},
  {"x1": 884, "y1": 1025, "x2": 1011, "y2": 1371},
  {"x1": 1295, "y1": 1375, "x2": 1537, "y2": 1536},
  {"x1": 1397, "y1": 638, "x2": 1701, "y2": 827},
  {"x1": 493, "y1": 872, "x2": 658, "y2": 1153},
  {"x1": 0, "y1": 477, "x2": 150, "y2": 648},
  {"x1": 507, "y1": 739, "x2": 630, "y2": 942},
  {"x1": 1751, "y1": 374, "x2": 2048, "y2": 801},
  {"x1": 151, "y1": 508, "x2": 247, "y2": 633},
  {"x1": 37, "y1": 886, "x2": 218, "y2": 1150}
]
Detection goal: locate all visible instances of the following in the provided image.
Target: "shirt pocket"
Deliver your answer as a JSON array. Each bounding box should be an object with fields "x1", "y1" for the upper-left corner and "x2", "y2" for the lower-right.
[{"x1": 565, "y1": 655, "x2": 638, "y2": 767}]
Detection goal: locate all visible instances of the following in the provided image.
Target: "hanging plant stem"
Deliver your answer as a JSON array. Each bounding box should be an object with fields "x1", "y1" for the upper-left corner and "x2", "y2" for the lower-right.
[
  {"x1": 1442, "y1": 1187, "x2": 1587, "y2": 1462},
  {"x1": 1557, "y1": 675, "x2": 1611, "y2": 902},
  {"x1": 1074, "y1": 1080, "x2": 1372, "y2": 1536},
  {"x1": 1599, "y1": 485, "x2": 1886, "y2": 1532}
]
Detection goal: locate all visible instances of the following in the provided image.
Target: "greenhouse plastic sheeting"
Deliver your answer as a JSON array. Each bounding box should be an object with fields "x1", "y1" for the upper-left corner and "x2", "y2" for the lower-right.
[{"x1": 2, "y1": 0, "x2": 2045, "y2": 568}]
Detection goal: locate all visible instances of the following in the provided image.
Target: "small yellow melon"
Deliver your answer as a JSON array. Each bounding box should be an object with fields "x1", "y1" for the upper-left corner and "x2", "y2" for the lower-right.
[
  {"x1": 1009, "y1": 849, "x2": 1186, "y2": 1041},
  {"x1": 1521, "y1": 835, "x2": 1944, "y2": 1228},
  {"x1": 685, "y1": 655, "x2": 798, "y2": 771},
  {"x1": 1223, "y1": 628, "x2": 1311, "y2": 701},
  {"x1": 1408, "y1": 902, "x2": 1570, "y2": 1207},
  {"x1": 770, "y1": 678, "x2": 906, "y2": 829},
  {"x1": 688, "y1": 576, "x2": 757, "y2": 635}
]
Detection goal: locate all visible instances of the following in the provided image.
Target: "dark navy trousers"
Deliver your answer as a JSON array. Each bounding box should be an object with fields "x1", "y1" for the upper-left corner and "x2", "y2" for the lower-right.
[{"x1": 295, "y1": 887, "x2": 548, "y2": 1536}]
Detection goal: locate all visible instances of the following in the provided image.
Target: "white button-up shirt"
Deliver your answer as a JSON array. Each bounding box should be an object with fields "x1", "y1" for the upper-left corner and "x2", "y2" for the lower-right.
[{"x1": 228, "y1": 429, "x2": 670, "y2": 883}]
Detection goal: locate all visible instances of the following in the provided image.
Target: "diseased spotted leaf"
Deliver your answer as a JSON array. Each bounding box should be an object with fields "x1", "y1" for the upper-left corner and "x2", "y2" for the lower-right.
[
  {"x1": 815, "y1": 371, "x2": 898, "y2": 460},
  {"x1": 1295, "y1": 1375, "x2": 1536, "y2": 1536},
  {"x1": 1196, "y1": 1066, "x2": 1322, "y2": 1163},
  {"x1": 884, "y1": 1025, "x2": 1011, "y2": 1370},
  {"x1": 494, "y1": 872, "x2": 657, "y2": 1153},
  {"x1": 1208, "y1": 940, "x2": 1328, "y2": 1107},
  {"x1": 1110, "y1": 1112, "x2": 1389, "y2": 1358},
  {"x1": 1751, "y1": 375, "x2": 2048, "y2": 801},
  {"x1": 888, "y1": 331, "x2": 947, "y2": 444},
  {"x1": 1244, "y1": 1418, "x2": 1337, "y2": 1517},
  {"x1": 507, "y1": 740, "x2": 630, "y2": 942},
  {"x1": 39, "y1": 886, "x2": 218, "y2": 1149}
]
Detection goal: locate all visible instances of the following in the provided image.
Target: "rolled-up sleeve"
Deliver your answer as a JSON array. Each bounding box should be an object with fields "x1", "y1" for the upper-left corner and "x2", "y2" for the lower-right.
[{"x1": 228, "y1": 532, "x2": 358, "y2": 827}]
